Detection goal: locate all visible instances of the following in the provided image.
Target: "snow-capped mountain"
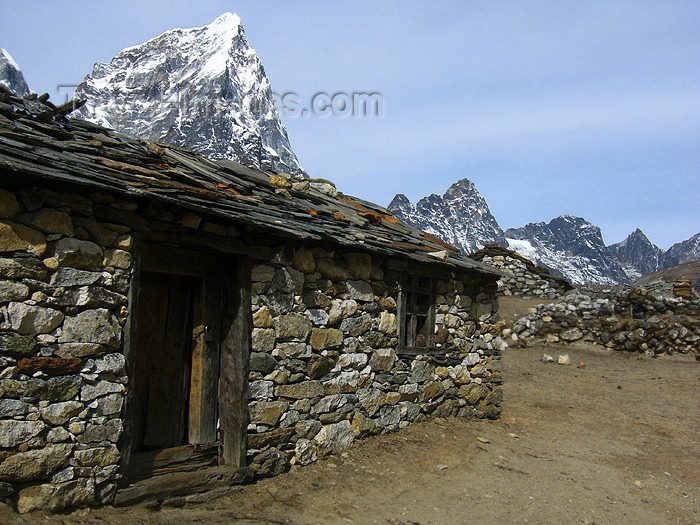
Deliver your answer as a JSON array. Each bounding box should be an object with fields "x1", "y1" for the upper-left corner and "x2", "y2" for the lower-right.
[
  {"x1": 662, "y1": 232, "x2": 700, "y2": 269},
  {"x1": 74, "y1": 13, "x2": 304, "y2": 175},
  {"x1": 0, "y1": 49, "x2": 30, "y2": 96},
  {"x1": 388, "y1": 178, "x2": 507, "y2": 254},
  {"x1": 608, "y1": 228, "x2": 664, "y2": 280},
  {"x1": 505, "y1": 216, "x2": 631, "y2": 285}
]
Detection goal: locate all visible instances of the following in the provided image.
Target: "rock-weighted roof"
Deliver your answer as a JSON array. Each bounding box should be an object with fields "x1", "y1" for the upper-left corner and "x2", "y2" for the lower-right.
[{"x1": 0, "y1": 86, "x2": 499, "y2": 278}]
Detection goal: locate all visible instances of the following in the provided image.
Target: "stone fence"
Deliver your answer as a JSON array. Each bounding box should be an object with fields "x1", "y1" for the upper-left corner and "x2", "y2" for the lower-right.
[{"x1": 508, "y1": 287, "x2": 699, "y2": 357}]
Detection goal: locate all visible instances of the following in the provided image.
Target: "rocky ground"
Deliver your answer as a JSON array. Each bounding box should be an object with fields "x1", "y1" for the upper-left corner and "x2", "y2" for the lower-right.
[{"x1": 3, "y1": 303, "x2": 698, "y2": 524}]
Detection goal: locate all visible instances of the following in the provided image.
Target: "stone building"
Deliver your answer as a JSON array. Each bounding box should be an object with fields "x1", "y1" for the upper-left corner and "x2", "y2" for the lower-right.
[
  {"x1": 0, "y1": 88, "x2": 505, "y2": 512},
  {"x1": 470, "y1": 244, "x2": 573, "y2": 299}
]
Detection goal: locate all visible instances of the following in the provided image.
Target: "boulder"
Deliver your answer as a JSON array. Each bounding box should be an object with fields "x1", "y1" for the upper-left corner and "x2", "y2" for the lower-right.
[
  {"x1": 251, "y1": 448, "x2": 290, "y2": 479},
  {"x1": 346, "y1": 280, "x2": 374, "y2": 302},
  {"x1": 17, "y1": 209, "x2": 73, "y2": 236},
  {"x1": 378, "y1": 311, "x2": 397, "y2": 335},
  {"x1": 314, "y1": 420, "x2": 354, "y2": 455},
  {"x1": 309, "y1": 328, "x2": 343, "y2": 350},
  {"x1": 369, "y1": 348, "x2": 396, "y2": 372},
  {"x1": 292, "y1": 248, "x2": 315, "y2": 274},
  {"x1": 253, "y1": 306, "x2": 274, "y2": 328},
  {"x1": 0, "y1": 189, "x2": 23, "y2": 219},
  {"x1": 250, "y1": 352, "x2": 277, "y2": 374},
  {"x1": 0, "y1": 279, "x2": 30, "y2": 301},
  {"x1": 49, "y1": 267, "x2": 102, "y2": 287},
  {"x1": 344, "y1": 252, "x2": 372, "y2": 280},
  {"x1": 275, "y1": 381, "x2": 324, "y2": 400},
  {"x1": 59, "y1": 309, "x2": 121, "y2": 348},
  {"x1": 249, "y1": 401, "x2": 289, "y2": 426},
  {"x1": 0, "y1": 444, "x2": 73, "y2": 482},
  {"x1": 80, "y1": 380, "x2": 124, "y2": 402},
  {"x1": 0, "y1": 256, "x2": 46, "y2": 279},
  {"x1": 0, "y1": 220, "x2": 47, "y2": 255},
  {"x1": 0, "y1": 332, "x2": 37, "y2": 357},
  {"x1": 16, "y1": 477, "x2": 96, "y2": 513},
  {"x1": 73, "y1": 445, "x2": 120, "y2": 467},
  {"x1": 102, "y1": 249, "x2": 131, "y2": 269},
  {"x1": 7, "y1": 302, "x2": 64, "y2": 334},
  {"x1": 560, "y1": 328, "x2": 584, "y2": 342},
  {"x1": 79, "y1": 420, "x2": 123, "y2": 444},
  {"x1": 294, "y1": 438, "x2": 318, "y2": 465},
  {"x1": 340, "y1": 313, "x2": 372, "y2": 336},
  {"x1": 252, "y1": 328, "x2": 276, "y2": 352},
  {"x1": 351, "y1": 411, "x2": 377, "y2": 438},
  {"x1": 328, "y1": 299, "x2": 358, "y2": 325},
  {"x1": 40, "y1": 401, "x2": 84, "y2": 425},
  {"x1": 274, "y1": 313, "x2": 311, "y2": 341},
  {"x1": 0, "y1": 420, "x2": 45, "y2": 447},
  {"x1": 307, "y1": 355, "x2": 335, "y2": 379},
  {"x1": 53, "y1": 238, "x2": 103, "y2": 270},
  {"x1": 271, "y1": 267, "x2": 304, "y2": 294},
  {"x1": 0, "y1": 399, "x2": 31, "y2": 417},
  {"x1": 316, "y1": 259, "x2": 350, "y2": 281}
]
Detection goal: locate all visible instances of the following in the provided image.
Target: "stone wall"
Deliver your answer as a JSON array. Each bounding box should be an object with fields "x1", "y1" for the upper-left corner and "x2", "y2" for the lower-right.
[
  {"x1": 0, "y1": 184, "x2": 505, "y2": 512},
  {"x1": 246, "y1": 248, "x2": 506, "y2": 473},
  {"x1": 469, "y1": 245, "x2": 572, "y2": 299},
  {"x1": 509, "y1": 288, "x2": 699, "y2": 357},
  {"x1": 0, "y1": 187, "x2": 132, "y2": 512}
]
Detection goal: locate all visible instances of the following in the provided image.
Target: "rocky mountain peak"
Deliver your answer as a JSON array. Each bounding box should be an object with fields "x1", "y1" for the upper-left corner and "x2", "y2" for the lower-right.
[
  {"x1": 0, "y1": 49, "x2": 30, "y2": 96},
  {"x1": 443, "y1": 177, "x2": 477, "y2": 198},
  {"x1": 73, "y1": 13, "x2": 304, "y2": 175},
  {"x1": 388, "y1": 178, "x2": 506, "y2": 254},
  {"x1": 662, "y1": 232, "x2": 700, "y2": 269},
  {"x1": 608, "y1": 228, "x2": 664, "y2": 280}
]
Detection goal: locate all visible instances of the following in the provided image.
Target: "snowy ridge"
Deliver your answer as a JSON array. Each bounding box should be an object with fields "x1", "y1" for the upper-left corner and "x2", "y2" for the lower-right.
[
  {"x1": 388, "y1": 178, "x2": 507, "y2": 254},
  {"x1": 0, "y1": 49, "x2": 30, "y2": 96},
  {"x1": 74, "y1": 13, "x2": 304, "y2": 175},
  {"x1": 662, "y1": 232, "x2": 700, "y2": 268},
  {"x1": 505, "y1": 216, "x2": 630, "y2": 285}
]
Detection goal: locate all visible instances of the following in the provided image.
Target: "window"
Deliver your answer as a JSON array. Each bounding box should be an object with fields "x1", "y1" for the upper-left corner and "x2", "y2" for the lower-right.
[{"x1": 399, "y1": 274, "x2": 436, "y2": 349}]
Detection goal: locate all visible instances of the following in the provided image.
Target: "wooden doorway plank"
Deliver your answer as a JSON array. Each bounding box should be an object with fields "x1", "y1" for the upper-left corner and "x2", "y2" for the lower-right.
[
  {"x1": 219, "y1": 257, "x2": 251, "y2": 469},
  {"x1": 189, "y1": 276, "x2": 223, "y2": 444}
]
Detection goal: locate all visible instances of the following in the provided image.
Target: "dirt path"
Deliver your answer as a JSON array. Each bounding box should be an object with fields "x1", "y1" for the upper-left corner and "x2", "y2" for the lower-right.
[{"x1": 7, "y1": 341, "x2": 698, "y2": 525}]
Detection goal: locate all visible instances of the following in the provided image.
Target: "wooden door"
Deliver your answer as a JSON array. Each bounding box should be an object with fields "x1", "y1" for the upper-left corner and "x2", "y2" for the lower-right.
[{"x1": 133, "y1": 271, "x2": 196, "y2": 450}]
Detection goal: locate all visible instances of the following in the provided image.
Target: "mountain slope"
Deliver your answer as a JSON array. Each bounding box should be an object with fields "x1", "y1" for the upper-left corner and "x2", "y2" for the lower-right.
[
  {"x1": 608, "y1": 228, "x2": 664, "y2": 280},
  {"x1": 388, "y1": 178, "x2": 506, "y2": 254},
  {"x1": 662, "y1": 232, "x2": 700, "y2": 269},
  {"x1": 505, "y1": 216, "x2": 630, "y2": 285},
  {"x1": 74, "y1": 13, "x2": 303, "y2": 175},
  {"x1": 0, "y1": 49, "x2": 30, "y2": 96}
]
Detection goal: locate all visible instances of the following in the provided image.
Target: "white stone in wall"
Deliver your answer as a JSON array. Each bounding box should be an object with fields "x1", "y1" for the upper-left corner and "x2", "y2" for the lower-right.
[{"x1": 7, "y1": 302, "x2": 64, "y2": 334}]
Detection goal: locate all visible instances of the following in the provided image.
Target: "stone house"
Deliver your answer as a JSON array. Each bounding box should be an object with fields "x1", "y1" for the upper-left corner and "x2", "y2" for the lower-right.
[
  {"x1": 0, "y1": 88, "x2": 505, "y2": 512},
  {"x1": 470, "y1": 244, "x2": 573, "y2": 299}
]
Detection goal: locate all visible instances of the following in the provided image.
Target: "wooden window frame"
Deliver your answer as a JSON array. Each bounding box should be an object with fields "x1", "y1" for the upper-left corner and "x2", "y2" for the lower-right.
[{"x1": 397, "y1": 273, "x2": 438, "y2": 355}]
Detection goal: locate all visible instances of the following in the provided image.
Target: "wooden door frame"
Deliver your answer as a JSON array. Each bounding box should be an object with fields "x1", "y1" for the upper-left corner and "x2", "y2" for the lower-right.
[{"x1": 119, "y1": 240, "x2": 250, "y2": 486}]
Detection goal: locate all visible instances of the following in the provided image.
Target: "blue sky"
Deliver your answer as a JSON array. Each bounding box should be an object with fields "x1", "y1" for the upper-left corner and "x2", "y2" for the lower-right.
[{"x1": 1, "y1": 1, "x2": 698, "y2": 249}]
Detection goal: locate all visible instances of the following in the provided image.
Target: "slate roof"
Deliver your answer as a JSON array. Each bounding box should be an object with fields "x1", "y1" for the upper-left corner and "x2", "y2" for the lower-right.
[{"x1": 0, "y1": 87, "x2": 498, "y2": 277}]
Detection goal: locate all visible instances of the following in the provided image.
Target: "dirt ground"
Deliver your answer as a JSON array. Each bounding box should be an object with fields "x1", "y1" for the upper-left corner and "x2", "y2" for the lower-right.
[{"x1": 4, "y1": 305, "x2": 699, "y2": 524}]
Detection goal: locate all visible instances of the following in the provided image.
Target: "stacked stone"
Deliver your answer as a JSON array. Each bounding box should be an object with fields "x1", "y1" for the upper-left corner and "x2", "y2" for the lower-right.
[
  {"x1": 510, "y1": 288, "x2": 699, "y2": 356},
  {"x1": 247, "y1": 248, "x2": 505, "y2": 472},
  {"x1": 0, "y1": 187, "x2": 131, "y2": 512},
  {"x1": 0, "y1": 183, "x2": 507, "y2": 511},
  {"x1": 470, "y1": 246, "x2": 571, "y2": 299}
]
